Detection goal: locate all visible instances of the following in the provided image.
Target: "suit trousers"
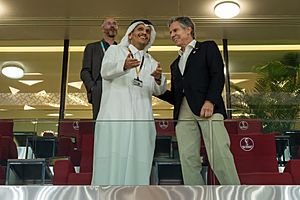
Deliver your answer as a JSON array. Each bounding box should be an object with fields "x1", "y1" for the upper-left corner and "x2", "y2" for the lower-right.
[{"x1": 176, "y1": 97, "x2": 240, "y2": 185}]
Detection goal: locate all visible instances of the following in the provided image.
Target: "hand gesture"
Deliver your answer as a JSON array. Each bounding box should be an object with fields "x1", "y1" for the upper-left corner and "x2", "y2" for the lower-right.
[
  {"x1": 151, "y1": 62, "x2": 162, "y2": 80},
  {"x1": 123, "y1": 53, "x2": 140, "y2": 70}
]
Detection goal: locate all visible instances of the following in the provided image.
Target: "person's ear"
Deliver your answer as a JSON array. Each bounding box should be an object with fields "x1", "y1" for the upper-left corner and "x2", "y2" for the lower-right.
[
  {"x1": 128, "y1": 33, "x2": 132, "y2": 40},
  {"x1": 187, "y1": 27, "x2": 192, "y2": 36}
]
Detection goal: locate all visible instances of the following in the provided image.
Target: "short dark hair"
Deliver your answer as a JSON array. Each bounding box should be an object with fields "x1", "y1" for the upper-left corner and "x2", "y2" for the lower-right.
[{"x1": 168, "y1": 16, "x2": 195, "y2": 39}]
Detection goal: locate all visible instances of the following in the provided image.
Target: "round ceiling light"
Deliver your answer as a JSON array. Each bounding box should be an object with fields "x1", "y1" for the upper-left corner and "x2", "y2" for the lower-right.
[
  {"x1": 1, "y1": 62, "x2": 25, "y2": 79},
  {"x1": 214, "y1": 1, "x2": 240, "y2": 19}
]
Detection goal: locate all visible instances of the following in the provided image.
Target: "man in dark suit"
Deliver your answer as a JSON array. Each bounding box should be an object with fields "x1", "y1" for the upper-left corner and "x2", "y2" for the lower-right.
[
  {"x1": 81, "y1": 17, "x2": 118, "y2": 119},
  {"x1": 159, "y1": 16, "x2": 240, "y2": 185}
]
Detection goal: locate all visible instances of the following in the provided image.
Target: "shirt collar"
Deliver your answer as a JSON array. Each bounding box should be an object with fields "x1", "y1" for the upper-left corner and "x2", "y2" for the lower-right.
[
  {"x1": 101, "y1": 39, "x2": 117, "y2": 45},
  {"x1": 178, "y1": 39, "x2": 196, "y2": 56},
  {"x1": 128, "y1": 44, "x2": 145, "y2": 57}
]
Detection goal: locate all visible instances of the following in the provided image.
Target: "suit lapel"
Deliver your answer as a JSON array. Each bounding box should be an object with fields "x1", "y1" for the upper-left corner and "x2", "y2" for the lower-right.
[
  {"x1": 172, "y1": 56, "x2": 182, "y2": 77},
  {"x1": 183, "y1": 41, "x2": 201, "y2": 76}
]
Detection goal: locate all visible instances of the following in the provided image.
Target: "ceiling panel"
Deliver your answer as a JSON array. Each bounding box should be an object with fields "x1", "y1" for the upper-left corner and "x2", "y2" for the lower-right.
[{"x1": 0, "y1": 0, "x2": 299, "y2": 119}]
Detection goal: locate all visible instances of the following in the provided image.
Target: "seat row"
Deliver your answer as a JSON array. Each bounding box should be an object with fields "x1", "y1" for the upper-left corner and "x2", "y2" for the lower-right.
[{"x1": 1, "y1": 119, "x2": 300, "y2": 185}]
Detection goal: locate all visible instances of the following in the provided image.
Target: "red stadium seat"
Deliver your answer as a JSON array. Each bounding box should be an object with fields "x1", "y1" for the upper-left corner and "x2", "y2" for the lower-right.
[
  {"x1": 284, "y1": 159, "x2": 300, "y2": 184},
  {"x1": 0, "y1": 136, "x2": 18, "y2": 185},
  {"x1": 229, "y1": 133, "x2": 293, "y2": 185},
  {"x1": 0, "y1": 119, "x2": 13, "y2": 137},
  {"x1": 54, "y1": 120, "x2": 94, "y2": 184},
  {"x1": 155, "y1": 119, "x2": 176, "y2": 136},
  {"x1": 53, "y1": 134, "x2": 94, "y2": 185}
]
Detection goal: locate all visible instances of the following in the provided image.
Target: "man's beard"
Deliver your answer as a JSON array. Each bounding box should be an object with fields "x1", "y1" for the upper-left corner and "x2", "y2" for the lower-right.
[{"x1": 107, "y1": 29, "x2": 117, "y2": 38}]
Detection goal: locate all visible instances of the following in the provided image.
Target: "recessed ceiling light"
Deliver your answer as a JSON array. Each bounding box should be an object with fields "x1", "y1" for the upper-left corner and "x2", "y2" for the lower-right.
[
  {"x1": 47, "y1": 113, "x2": 73, "y2": 117},
  {"x1": 1, "y1": 62, "x2": 24, "y2": 79},
  {"x1": 19, "y1": 80, "x2": 44, "y2": 86},
  {"x1": 24, "y1": 72, "x2": 43, "y2": 76},
  {"x1": 214, "y1": 1, "x2": 240, "y2": 19}
]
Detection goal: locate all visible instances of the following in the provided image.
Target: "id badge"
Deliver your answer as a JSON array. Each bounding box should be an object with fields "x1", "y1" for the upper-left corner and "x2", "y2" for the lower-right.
[{"x1": 132, "y1": 78, "x2": 143, "y2": 88}]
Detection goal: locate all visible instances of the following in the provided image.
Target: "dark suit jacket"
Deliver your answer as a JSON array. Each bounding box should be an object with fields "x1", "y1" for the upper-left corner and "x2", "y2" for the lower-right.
[
  {"x1": 158, "y1": 40, "x2": 227, "y2": 120},
  {"x1": 80, "y1": 41, "x2": 104, "y2": 104}
]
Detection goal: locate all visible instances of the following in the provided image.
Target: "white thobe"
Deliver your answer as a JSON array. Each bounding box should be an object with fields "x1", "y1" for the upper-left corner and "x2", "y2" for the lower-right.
[{"x1": 92, "y1": 44, "x2": 166, "y2": 185}]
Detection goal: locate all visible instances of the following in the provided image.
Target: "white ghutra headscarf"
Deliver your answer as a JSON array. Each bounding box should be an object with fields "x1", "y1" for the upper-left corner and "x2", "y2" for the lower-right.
[{"x1": 119, "y1": 20, "x2": 156, "y2": 52}]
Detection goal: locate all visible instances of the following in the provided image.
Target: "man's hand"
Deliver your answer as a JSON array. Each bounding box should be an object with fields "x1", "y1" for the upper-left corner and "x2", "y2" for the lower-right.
[
  {"x1": 200, "y1": 100, "x2": 214, "y2": 118},
  {"x1": 123, "y1": 53, "x2": 140, "y2": 70},
  {"x1": 151, "y1": 62, "x2": 162, "y2": 84}
]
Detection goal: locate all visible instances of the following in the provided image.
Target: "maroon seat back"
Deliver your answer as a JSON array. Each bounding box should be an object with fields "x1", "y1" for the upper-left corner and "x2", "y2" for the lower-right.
[
  {"x1": 59, "y1": 120, "x2": 80, "y2": 147},
  {"x1": 0, "y1": 136, "x2": 18, "y2": 161},
  {"x1": 155, "y1": 119, "x2": 175, "y2": 136},
  {"x1": 224, "y1": 120, "x2": 238, "y2": 134},
  {"x1": 57, "y1": 137, "x2": 75, "y2": 156},
  {"x1": 0, "y1": 120, "x2": 13, "y2": 137},
  {"x1": 230, "y1": 133, "x2": 278, "y2": 173},
  {"x1": 79, "y1": 134, "x2": 94, "y2": 173},
  {"x1": 79, "y1": 120, "x2": 94, "y2": 135},
  {"x1": 225, "y1": 119, "x2": 263, "y2": 135}
]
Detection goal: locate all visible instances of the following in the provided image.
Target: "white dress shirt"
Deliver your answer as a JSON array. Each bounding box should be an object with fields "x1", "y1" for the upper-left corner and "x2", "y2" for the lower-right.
[{"x1": 178, "y1": 39, "x2": 196, "y2": 75}]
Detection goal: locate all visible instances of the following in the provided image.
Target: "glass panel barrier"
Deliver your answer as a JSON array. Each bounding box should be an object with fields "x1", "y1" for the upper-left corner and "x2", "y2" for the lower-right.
[{"x1": 1, "y1": 118, "x2": 300, "y2": 185}]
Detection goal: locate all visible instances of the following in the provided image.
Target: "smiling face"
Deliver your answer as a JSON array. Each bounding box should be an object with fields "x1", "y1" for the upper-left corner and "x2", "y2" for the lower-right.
[
  {"x1": 129, "y1": 23, "x2": 151, "y2": 50},
  {"x1": 169, "y1": 21, "x2": 193, "y2": 49}
]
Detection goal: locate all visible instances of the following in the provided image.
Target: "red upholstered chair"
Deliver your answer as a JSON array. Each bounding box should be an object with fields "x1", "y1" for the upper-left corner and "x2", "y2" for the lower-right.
[
  {"x1": 58, "y1": 120, "x2": 82, "y2": 165},
  {"x1": 56, "y1": 136, "x2": 81, "y2": 166},
  {"x1": 53, "y1": 120, "x2": 94, "y2": 185},
  {"x1": 0, "y1": 136, "x2": 18, "y2": 162},
  {"x1": 283, "y1": 160, "x2": 300, "y2": 184},
  {"x1": 53, "y1": 133, "x2": 94, "y2": 185},
  {"x1": 0, "y1": 119, "x2": 13, "y2": 137},
  {"x1": 229, "y1": 133, "x2": 293, "y2": 185},
  {"x1": 0, "y1": 136, "x2": 18, "y2": 185}
]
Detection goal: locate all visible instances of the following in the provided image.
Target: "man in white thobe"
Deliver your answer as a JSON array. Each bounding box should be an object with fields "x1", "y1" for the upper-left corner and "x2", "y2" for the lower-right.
[{"x1": 92, "y1": 19, "x2": 166, "y2": 185}]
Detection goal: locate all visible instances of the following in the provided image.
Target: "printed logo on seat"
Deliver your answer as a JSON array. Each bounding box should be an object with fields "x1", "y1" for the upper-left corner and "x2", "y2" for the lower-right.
[
  {"x1": 159, "y1": 120, "x2": 169, "y2": 129},
  {"x1": 239, "y1": 120, "x2": 249, "y2": 130},
  {"x1": 240, "y1": 137, "x2": 254, "y2": 151},
  {"x1": 73, "y1": 121, "x2": 79, "y2": 130}
]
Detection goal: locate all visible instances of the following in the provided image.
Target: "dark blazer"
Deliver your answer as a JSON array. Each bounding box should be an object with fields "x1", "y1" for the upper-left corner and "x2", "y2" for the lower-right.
[
  {"x1": 158, "y1": 40, "x2": 227, "y2": 120},
  {"x1": 80, "y1": 41, "x2": 105, "y2": 119}
]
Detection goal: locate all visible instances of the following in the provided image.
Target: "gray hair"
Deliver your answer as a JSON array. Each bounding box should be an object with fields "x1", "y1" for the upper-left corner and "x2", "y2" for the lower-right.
[{"x1": 168, "y1": 16, "x2": 195, "y2": 39}]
